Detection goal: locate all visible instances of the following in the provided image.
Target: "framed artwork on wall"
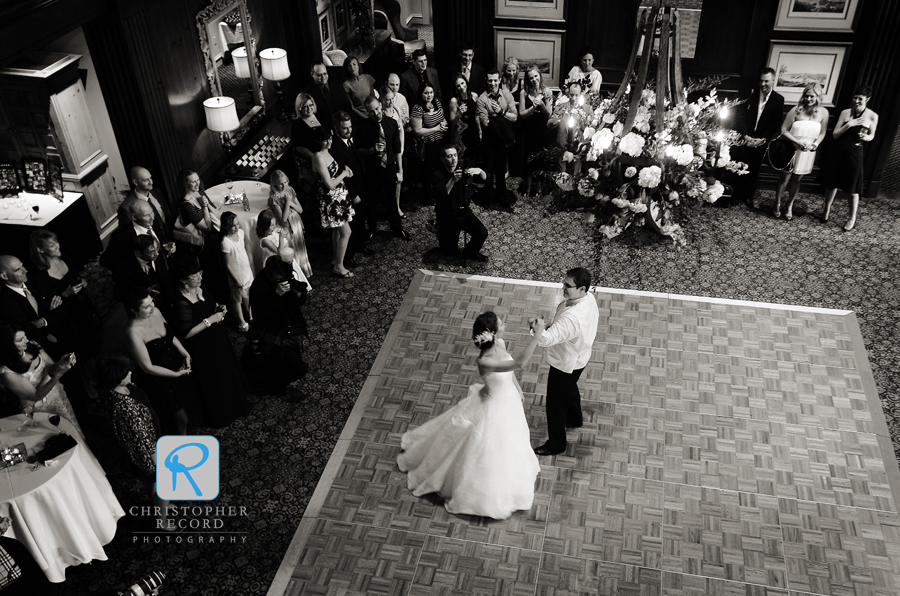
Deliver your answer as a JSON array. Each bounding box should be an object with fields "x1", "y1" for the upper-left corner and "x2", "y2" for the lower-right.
[
  {"x1": 495, "y1": 0, "x2": 565, "y2": 22},
  {"x1": 0, "y1": 163, "x2": 21, "y2": 197},
  {"x1": 767, "y1": 42, "x2": 850, "y2": 106},
  {"x1": 335, "y1": 0, "x2": 347, "y2": 35},
  {"x1": 495, "y1": 28, "x2": 564, "y2": 85},
  {"x1": 774, "y1": 0, "x2": 861, "y2": 32},
  {"x1": 319, "y1": 11, "x2": 333, "y2": 50}
]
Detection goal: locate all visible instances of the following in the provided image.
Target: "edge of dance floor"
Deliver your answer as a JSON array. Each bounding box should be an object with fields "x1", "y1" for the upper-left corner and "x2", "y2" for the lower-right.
[{"x1": 267, "y1": 269, "x2": 900, "y2": 596}]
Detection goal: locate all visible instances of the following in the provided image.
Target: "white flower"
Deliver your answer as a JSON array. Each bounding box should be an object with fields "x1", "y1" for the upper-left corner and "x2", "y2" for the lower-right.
[
  {"x1": 624, "y1": 166, "x2": 637, "y2": 178},
  {"x1": 618, "y1": 132, "x2": 645, "y2": 157},
  {"x1": 612, "y1": 197, "x2": 630, "y2": 208},
  {"x1": 599, "y1": 224, "x2": 622, "y2": 239},
  {"x1": 612, "y1": 121, "x2": 624, "y2": 136},
  {"x1": 629, "y1": 201, "x2": 648, "y2": 213},
  {"x1": 689, "y1": 103, "x2": 702, "y2": 116},
  {"x1": 556, "y1": 95, "x2": 570, "y2": 106},
  {"x1": 675, "y1": 144, "x2": 694, "y2": 166},
  {"x1": 638, "y1": 165, "x2": 662, "y2": 188},
  {"x1": 577, "y1": 179, "x2": 594, "y2": 196},
  {"x1": 587, "y1": 168, "x2": 600, "y2": 180},
  {"x1": 583, "y1": 127, "x2": 596, "y2": 140},
  {"x1": 703, "y1": 181, "x2": 725, "y2": 203},
  {"x1": 669, "y1": 190, "x2": 679, "y2": 202},
  {"x1": 641, "y1": 89, "x2": 656, "y2": 105},
  {"x1": 592, "y1": 128, "x2": 614, "y2": 150},
  {"x1": 715, "y1": 145, "x2": 731, "y2": 168},
  {"x1": 602, "y1": 112, "x2": 616, "y2": 124},
  {"x1": 586, "y1": 150, "x2": 598, "y2": 162},
  {"x1": 474, "y1": 330, "x2": 494, "y2": 347},
  {"x1": 562, "y1": 151, "x2": 575, "y2": 163}
]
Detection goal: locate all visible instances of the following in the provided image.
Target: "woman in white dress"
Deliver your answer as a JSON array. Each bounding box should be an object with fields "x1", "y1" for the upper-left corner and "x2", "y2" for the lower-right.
[
  {"x1": 774, "y1": 83, "x2": 828, "y2": 220},
  {"x1": 398, "y1": 312, "x2": 545, "y2": 520},
  {"x1": 219, "y1": 211, "x2": 254, "y2": 332},
  {"x1": 0, "y1": 324, "x2": 83, "y2": 436},
  {"x1": 567, "y1": 46, "x2": 602, "y2": 95}
]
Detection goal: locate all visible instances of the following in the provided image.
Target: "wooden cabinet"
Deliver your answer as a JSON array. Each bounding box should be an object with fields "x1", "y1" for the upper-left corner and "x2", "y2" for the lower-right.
[{"x1": 0, "y1": 52, "x2": 118, "y2": 235}]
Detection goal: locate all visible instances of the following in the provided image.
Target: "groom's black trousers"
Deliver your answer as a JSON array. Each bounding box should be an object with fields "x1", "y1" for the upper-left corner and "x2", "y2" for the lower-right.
[{"x1": 546, "y1": 365, "x2": 585, "y2": 450}]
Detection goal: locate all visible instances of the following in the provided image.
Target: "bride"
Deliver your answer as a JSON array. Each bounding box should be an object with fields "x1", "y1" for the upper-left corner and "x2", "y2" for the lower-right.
[{"x1": 397, "y1": 312, "x2": 544, "y2": 519}]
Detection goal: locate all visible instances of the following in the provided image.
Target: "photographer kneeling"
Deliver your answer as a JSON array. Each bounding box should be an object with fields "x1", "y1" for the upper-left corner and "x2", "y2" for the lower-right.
[{"x1": 246, "y1": 256, "x2": 309, "y2": 399}]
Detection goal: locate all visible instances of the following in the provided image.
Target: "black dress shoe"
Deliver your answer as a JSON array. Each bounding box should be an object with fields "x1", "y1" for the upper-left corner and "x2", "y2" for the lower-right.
[
  {"x1": 533, "y1": 443, "x2": 564, "y2": 456},
  {"x1": 464, "y1": 252, "x2": 489, "y2": 262},
  {"x1": 396, "y1": 230, "x2": 412, "y2": 241}
]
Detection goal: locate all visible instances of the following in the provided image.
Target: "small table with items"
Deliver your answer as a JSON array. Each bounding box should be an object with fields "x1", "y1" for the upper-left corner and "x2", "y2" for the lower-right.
[
  {"x1": 218, "y1": 117, "x2": 293, "y2": 182},
  {"x1": 206, "y1": 180, "x2": 271, "y2": 276},
  {"x1": 0, "y1": 412, "x2": 125, "y2": 583},
  {"x1": 0, "y1": 192, "x2": 102, "y2": 270}
]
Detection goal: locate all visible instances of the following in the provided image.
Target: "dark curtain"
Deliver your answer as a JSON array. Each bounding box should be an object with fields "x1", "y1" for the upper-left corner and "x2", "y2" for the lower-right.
[{"x1": 431, "y1": 0, "x2": 494, "y2": 72}]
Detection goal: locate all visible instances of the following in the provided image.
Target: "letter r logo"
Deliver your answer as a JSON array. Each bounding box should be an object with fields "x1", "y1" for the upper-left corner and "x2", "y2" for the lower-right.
[{"x1": 157, "y1": 436, "x2": 219, "y2": 501}]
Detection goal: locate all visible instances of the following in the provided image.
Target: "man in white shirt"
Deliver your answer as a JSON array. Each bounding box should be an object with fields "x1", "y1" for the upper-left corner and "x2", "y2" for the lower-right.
[
  {"x1": 476, "y1": 70, "x2": 517, "y2": 212},
  {"x1": 387, "y1": 74, "x2": 410, "y2": 126},
  {"x1": 533, "y1": 267, "x2": 600, "y2": 456}
]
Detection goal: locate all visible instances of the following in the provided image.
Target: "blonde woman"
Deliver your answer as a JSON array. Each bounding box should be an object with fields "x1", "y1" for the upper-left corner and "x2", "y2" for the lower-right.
[
  {"x1": 501, "y1": 56, "x2": 522, "y2": 97},
  {"x1": 268, "y1": 170, "x2": 312, "y2": 277},
  {"x1": 774, "y1": 83, "x2": 829, "y2": 220}
]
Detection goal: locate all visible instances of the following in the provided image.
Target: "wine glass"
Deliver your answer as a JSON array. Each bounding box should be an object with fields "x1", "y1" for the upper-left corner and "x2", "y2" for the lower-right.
[
  {"x1": 48, "y1": 415, "x2": 62, "y2": 434},
  {"x1": 16, "y1": 406, "x2": 35, "y2": 432},
  {"x1": 31, "y1": 205, "x2": 39, "y2": 220},
  {"x1": 225, "y1": 179, "x2": 234, "y2": 202},
  {"x1": 253, "y1": 169, "x2": 261, "y2": 187}
]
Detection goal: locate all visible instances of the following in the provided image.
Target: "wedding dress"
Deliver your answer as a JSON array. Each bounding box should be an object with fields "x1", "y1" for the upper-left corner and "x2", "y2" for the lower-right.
[{"x1": 397, "y1": 352, "x2": 540, "y2": 519}]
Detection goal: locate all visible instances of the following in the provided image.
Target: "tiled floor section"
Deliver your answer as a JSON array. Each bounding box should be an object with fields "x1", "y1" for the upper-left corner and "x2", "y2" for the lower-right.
[{"x1": 269, "y1": 271, "x2": 900, "y2": 596}]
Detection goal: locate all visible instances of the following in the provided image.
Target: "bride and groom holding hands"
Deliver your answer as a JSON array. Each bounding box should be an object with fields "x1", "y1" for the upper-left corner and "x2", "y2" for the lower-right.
[{"x1": 397, "y1": 267, "x2": 600, "y2": 520}]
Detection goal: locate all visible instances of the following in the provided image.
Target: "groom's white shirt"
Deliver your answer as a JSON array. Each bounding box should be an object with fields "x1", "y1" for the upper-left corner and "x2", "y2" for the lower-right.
[{"x1": 537, "y1": 293, "x2": 599, "y2": 373}]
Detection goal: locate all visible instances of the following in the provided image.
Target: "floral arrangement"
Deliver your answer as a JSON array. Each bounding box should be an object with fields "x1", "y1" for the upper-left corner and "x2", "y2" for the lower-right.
[{"x1": 537, "y1": 77, "x2": 750, "y2": 246}]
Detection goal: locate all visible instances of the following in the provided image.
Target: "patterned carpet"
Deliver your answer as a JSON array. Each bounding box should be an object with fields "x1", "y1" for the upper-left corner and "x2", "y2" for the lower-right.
[{"x1": 53, "y1": 182, "x2": 900, "y2": 595}]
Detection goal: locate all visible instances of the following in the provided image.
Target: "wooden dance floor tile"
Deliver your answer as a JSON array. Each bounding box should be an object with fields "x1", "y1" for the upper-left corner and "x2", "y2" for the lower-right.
[{"x1": 270, "y1": 272, "x2": 900, "y2": 596}]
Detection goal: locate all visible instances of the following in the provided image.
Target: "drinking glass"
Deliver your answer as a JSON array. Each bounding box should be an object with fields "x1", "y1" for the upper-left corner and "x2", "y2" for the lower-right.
[
  {"x1": 16, "y1": 407, "x2": 35, "y2": 432},
  {"x1": 31, "y1": 205, "x2": 40, "y2": 220}
]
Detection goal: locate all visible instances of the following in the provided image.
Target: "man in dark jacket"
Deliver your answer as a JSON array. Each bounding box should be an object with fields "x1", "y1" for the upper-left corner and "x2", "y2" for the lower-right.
[{"x1": 431, "y1": 145, "x2": 488, "y2": 261}]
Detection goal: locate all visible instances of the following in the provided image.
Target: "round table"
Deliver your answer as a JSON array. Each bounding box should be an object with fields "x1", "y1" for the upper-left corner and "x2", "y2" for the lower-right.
[
  {"x1": 206, "y1": 180, "x2": 271, "y2": 277},
  {"x1": 0, "y1": 412, "x2": 125, "y2": 582}
]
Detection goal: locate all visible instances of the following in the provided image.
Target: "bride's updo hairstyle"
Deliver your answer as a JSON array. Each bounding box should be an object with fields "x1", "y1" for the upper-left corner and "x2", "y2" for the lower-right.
[{"x1": 472, "y1": 312, "x2": 499, "y2": 350}]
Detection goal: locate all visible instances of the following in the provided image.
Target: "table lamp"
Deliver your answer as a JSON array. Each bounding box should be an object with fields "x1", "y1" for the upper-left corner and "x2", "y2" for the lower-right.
[
  {"x1": 260, "y1": 47, "x2": 291, "y2": 119},
  {"x1": 232, "y1": 47, "x2": 251, "y2": 79},
  {"x1": 204, "y1": 96, "x2": 240, "y2": 174}
]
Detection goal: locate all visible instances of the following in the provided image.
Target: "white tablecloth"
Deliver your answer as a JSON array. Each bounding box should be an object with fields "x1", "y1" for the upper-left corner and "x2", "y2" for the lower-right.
[
  {"x1": 0, "y1": 191, "x2": 83, "y2": 226},
  {"x1": 0, "y1": 412, "x2": 125, "y2": 583},
  {"x1": 206, "y1": 180, "x2": 271, "y2": 277}
]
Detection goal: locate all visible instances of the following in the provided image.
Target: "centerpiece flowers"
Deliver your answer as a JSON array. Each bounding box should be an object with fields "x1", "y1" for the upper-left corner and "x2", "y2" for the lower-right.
[{"x1": 539, "y1": 77, "x2": 749, "y2": 246}]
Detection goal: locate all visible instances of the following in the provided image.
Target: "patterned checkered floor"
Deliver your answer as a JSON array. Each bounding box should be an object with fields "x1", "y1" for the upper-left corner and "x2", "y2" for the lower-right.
[{"x1": 268, "y1": 271, "x2": 900, "y2": 596}]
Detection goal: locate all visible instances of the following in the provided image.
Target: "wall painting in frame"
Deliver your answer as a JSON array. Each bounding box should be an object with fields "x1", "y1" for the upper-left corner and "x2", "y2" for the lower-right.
[
  {"x1": 495, "y1": 28, "x2": 564, "y2": 85},
  {"x1": 495, "y1": 0, "x2": 565, "y2": 22},
  {"x1": 774, "y1": 0, "x2": 861, "y2": 32},
  {"x1": 767, "y1": 42, "x2": 850, "y2": 107}
]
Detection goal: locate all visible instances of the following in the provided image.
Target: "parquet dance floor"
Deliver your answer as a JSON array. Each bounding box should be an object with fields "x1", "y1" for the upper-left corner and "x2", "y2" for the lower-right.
[{"x1": 269, "y1": 271, "x2": 900, "y2": 596}]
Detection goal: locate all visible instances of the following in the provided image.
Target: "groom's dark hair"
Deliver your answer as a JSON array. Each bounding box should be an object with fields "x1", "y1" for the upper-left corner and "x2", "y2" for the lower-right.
[{"x1": 567, "y1": 267, "x2": 591, "y2": 292}]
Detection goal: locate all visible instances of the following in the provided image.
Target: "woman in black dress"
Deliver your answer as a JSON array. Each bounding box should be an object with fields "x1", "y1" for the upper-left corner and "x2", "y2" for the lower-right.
[
  {"x1": 820, "y1": 85, "x2": 880, "y2": 232},
  {"x1": 176, "y1": 168, "x2": 228, "y2": 300},
  {"x1": 95, "y1": 355, "x2": 174, "y2": 530},
  {"x1": 292, "y1": 92, "x2": 331, "y2": 234},
  {"x1": 124, "y1": 287, "x2": 196, "y2": 435},
  {"x1": 447, "y1": 73, "x2": 481, "y2": 161},
  {"x1": 172, "y1": 257, "x2": 250, "y2": 427},
  {"x1": 518, "y1": 65, "x2": 554, "y2": 195}
]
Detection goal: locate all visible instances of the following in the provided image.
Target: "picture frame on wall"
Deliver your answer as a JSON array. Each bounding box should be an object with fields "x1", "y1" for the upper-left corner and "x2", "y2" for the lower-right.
[
  {"x1": 774, "y1": 0, "x2": 861, "y2": 32},
  {"x1": 495, "y1": 0, "x2": 565, "y2": 22},
  {"x1": 767, "y1": 42, "x2": 850, "y2": 107},
  {"x1": 0, "y1": 163, "x2": 21, "y2": 198},
  {"x1": 319, "y1": 11, "x2": 332, "y2": 50},
  {"x1": 335, "y1": 0, "x2": 347, "y2": 35},
  {"x1": 495, "y1": 28, "x2": 564, "y2": 85},
  {"x1": 24, "y1": 160, "x2": 47, "y2": 194}
]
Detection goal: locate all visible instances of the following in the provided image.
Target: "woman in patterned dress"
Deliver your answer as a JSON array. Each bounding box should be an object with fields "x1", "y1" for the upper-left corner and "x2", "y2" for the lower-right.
[
  {"x1": 268, "y1": 170, "x2": 312, "y2": 278},
  {"x1": 95, "y1": 355, "x2": 174, "y2": 531},
  {"x1": 311, "y1": 126, "x2": 355, "y2": 278}
]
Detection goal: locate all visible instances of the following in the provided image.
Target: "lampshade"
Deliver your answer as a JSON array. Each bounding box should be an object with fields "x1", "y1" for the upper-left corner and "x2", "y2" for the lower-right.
[
  {"x1": 203, "y1": 96, "x2": 240, "y2": 132},
  {"x1": 232, "y1": 47, "x2": 250, "y2": 79},
  {"x1": 260, "y1": 48, "x2": 290, "y2": 81}
]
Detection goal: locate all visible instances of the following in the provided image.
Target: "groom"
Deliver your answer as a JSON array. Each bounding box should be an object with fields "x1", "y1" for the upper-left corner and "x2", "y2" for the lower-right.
[{"x1": 533, "y1": 267, "x2": 600, "y2": 456}]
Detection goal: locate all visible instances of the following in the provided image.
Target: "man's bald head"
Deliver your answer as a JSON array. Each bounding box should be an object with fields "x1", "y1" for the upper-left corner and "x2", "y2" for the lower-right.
[
  {"x1": 0, "y1": 255, "x2": 27, "y2": 286},
  {"x1": 130, "y1": 167, "x2": 153, "y2": 192}
]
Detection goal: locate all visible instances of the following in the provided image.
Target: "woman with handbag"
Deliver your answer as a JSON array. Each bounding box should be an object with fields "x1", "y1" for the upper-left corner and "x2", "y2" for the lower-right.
[{"x1": 773, "y1": 83, "x2": 829, "y2": 221}]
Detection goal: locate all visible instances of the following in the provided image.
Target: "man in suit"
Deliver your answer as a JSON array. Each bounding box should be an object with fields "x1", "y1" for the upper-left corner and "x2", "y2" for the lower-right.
[
  {"x1": 101, "y1": 200, "x2": 175, "y2": 272},
  {"x1": 303, "y1": 62, "x2": 349, "y2": 123},
  {"x1": 330, "y1": 110, "x2": 373, "y2": 263},
  {"x1": 729, "y1": 67, "x2": 785, "y2": 209},
  {"x1": 357, "y1": 96, "x2": 411, "y2": 242},
  {"x1": 431, "y1": 145, "x2": 488, "y2": 262},
  {"x1": 118, "y1": 166, "x2": 174, "y2": 229},
  {"x1": 111, "y1": 234, "x2": 173, "y2": 309},
  {"x1": 443, "y1": 42, "x2": 485, "y2": 98},
  {"x1": 0, "y1": 255, "x2": 71, "y2": 353},
  {"x1": 399, "y1": 49, "x2": 442, "y2": 105}
]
